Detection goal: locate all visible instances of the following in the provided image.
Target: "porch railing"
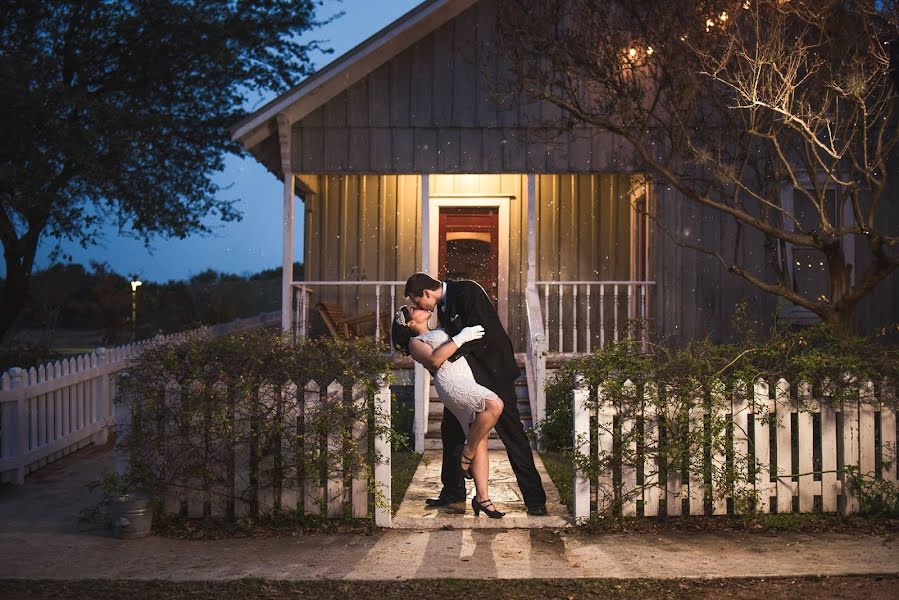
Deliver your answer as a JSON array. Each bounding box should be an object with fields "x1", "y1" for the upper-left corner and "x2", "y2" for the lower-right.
[
  {"x1": 523, "y1": 280, "x2": 654, "y2": 447},
  {"x1": 537, "y1": 281, "x2": 655, "y2": 355},
  {"x1": 292, "y1": 281, "x2": 406, "y2": 342}
]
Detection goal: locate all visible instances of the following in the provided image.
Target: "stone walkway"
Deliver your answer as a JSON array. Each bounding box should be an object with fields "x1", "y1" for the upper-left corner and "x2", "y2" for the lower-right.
[
  {"x1": 1, "y1": 444, "x2": 897, "y2": 581},
  {"x1": 392, "y1": 449, "x2": 569, "y2": 529}
]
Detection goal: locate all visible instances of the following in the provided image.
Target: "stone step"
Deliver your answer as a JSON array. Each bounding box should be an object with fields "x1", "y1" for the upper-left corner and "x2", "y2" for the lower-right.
[{"x1": 423, "y1": 371, "x2": 534, "y2": 449}]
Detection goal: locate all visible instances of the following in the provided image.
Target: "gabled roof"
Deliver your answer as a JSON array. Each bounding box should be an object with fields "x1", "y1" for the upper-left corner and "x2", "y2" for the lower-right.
[{"x1": 231, "y1": 0, "x2": 478, "y2": 150}]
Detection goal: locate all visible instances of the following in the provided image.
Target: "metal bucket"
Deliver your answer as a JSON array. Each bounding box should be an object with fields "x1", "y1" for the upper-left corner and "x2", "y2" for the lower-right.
[{"x1": 111, "y1": 491, "x2": 153, "y2": 539}]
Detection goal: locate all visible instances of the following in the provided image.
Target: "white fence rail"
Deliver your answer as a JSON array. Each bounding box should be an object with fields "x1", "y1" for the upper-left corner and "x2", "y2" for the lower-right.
[
  {"x1": 0, "y1": 311, "x2": 280, "y2": 484},
  {"x1": 572, "y1": 376, "x2": 898, "y2": 521},
  {"x1": 115, "y1": 375, "x2": 392, "y2": 527},
  {"x1": 537, "y1": 281, "x2": 654, "y2": 354}
]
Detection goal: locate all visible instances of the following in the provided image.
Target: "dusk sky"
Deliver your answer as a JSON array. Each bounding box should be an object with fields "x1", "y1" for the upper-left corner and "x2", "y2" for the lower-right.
[{"x1": 29, "y1": 0, "x2": 422, "y2": 284}]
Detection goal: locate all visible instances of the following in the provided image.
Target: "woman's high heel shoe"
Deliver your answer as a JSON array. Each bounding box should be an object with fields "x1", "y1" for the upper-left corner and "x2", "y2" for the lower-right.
[
  {"x1": 460, "y1": 449, "x2": 475, "y2": 480},
  {"x1": 472, "y1": 497, "x2": 505, "y2": 519}
]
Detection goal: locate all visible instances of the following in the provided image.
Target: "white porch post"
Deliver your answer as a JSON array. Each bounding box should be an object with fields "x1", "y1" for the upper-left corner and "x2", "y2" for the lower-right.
[
  {"x1": 527, "y1": 173, "x2": 537, "y2": 284},
  {"x1": 277, "y1": 113, "x2": 295, "y2": 334},
  {"x1": 526, "y1": 173, "x2": 547, "y2": 431},
  {"x1": 414, "y1": 174, "x2": 431, "y2": 453}
]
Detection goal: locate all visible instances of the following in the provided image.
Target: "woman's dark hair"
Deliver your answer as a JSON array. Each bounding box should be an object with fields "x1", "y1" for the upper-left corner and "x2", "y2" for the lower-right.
[
  {"x1": 404, "y1": 272, "x2": 440, "y2": 298},
  {"x1": 391, "y1": 306, "x2": 415, "y2": 356}
]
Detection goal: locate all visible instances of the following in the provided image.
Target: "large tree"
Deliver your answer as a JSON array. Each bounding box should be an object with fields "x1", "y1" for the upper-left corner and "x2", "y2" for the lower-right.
[
  {"x1": 496, "y1": 0, "x2": 899, "y2": 335},
  {"x1": 0, "y1": 0, "x2": 328, "y2": 340}
]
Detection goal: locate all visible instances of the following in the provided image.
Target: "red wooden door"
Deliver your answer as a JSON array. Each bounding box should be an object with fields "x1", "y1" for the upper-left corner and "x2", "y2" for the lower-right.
[{"x1": 438, "y1": 207, "x2": 499, "y2": 306}]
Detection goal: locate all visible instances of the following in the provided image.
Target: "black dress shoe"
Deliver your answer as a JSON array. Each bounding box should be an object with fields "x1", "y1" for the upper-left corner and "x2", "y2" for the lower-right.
[
  {"x1": 425, "y1": 495, "x2": 466, "y2": 507},
  {"x1": 526, "y1": 504, "x2": 548, "y2": 516}
]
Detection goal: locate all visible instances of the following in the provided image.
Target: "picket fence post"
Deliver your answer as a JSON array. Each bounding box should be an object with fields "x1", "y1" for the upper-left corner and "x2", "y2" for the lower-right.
[
  {"x1": 374, "y1": 374, "x2": 392, "y2": 528},
  {"x1": 95, "y1": 348, "x2": 110, "y2": 445},
  {"x1": 572, "y1": 374, "x2": 591, "y2": 523},
  {"x1": 7, "y1": 368, "x2": 27, "y2": 485}
]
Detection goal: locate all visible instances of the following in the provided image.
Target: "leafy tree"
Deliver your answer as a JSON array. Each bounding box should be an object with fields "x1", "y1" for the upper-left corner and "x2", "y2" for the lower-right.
[
  {"x1": 0, "y1": 1, "x2": 329, "y2": 340},
  {"x1": 496, "y1": 0, "x2": 898, "y2": 335}
]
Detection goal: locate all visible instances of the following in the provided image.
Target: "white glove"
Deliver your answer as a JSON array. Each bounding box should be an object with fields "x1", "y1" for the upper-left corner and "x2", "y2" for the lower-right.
[{"x1": 452, "y1": 325, "x2": 485, "y2": 347}]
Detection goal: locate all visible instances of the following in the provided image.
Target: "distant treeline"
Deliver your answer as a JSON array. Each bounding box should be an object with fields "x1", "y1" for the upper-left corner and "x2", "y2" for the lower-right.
[{"x1": 6, "y1": 261, "x2": 304, "y2": 343}]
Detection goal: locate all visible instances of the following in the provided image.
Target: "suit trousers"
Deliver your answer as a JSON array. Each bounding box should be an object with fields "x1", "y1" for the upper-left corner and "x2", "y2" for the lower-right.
[{"x1": 438, "y1": 376, "x2": 547, "y2": 507}]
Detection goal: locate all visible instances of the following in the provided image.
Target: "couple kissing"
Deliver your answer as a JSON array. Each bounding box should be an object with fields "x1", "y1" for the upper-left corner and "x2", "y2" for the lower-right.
[{"x1": 392, "y1": 273, "x2": 547, "y2": 518}]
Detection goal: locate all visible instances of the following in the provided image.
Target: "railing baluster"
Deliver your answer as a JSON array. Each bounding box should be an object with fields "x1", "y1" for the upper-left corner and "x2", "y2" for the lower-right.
[
  {"x1": 301, "y1": 286, "x2": 309, "y2": 339},
  {"x1": 558, "y1": 284, "x2": 564, "y2": 354},
  {"x1": 543, "y1": 284, "x2": 549, "y2": 347},
  {"x1": 293, "y1": 288, "x2": 300, "y2": 341},
  {"x1": 375, "y1": 285, "x2": 382, "y2": 342},
  {"x1": 572, "y1": 284, "x2": 578, "y2": 354},
  {"x1": 613, "y1": 284, "x2": 620, "y2": 342},
  {"x1": 627, "y1": 283, "x2": 634, "y2": 340},
  {"x1": 585, "y1": 285, "x2": 591, "y2": 353},
  {"x1": 599, "y1": 284, "x2": 605, "y2": 348}
]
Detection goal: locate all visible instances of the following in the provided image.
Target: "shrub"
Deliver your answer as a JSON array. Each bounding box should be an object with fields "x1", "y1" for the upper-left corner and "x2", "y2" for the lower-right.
[
  {"x1": 536, "y1": 320, "x2": 899, "y2": 516},
  {"x1": 114, "y1": 329, "x2": 393, "y2": 523}
]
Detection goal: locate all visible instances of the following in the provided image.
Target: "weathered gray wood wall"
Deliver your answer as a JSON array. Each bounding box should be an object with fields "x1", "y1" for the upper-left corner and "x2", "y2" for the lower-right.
[{"x1": 281, "y1": 0, "x2": 631, "y2": 176}]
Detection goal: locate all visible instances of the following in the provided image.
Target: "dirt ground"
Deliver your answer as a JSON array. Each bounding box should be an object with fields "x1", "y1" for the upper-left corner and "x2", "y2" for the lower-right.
[{"x1": 1, "y1": 575, "x2": 896, "y2": 599}]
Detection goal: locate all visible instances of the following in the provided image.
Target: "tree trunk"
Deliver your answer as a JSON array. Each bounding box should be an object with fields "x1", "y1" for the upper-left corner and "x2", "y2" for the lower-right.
[
  {"x1": 824, "y1": 307, "x2": 858, "y2": 338},
  {"x1": 0, "y1": 253, "x2": 32, "y2": 343},
  {"x1": 824, "y1": 243, "x2": 859, "y2": 338}
]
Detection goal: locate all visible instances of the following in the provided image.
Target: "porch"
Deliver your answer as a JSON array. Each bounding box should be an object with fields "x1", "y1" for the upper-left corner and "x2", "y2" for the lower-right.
[{"x1": 282, "y1": 173, "x2": 654, "y2": 452}]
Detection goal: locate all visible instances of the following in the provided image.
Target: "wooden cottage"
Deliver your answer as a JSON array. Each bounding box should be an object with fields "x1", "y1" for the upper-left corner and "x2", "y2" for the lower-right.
[{"x1": 232, "y1": 0, "x2": 899, "y2": 450}]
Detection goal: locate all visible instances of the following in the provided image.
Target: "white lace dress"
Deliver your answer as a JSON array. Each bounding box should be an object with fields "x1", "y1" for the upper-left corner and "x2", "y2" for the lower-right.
[{"x1": 415, "y1": 329, "x2": 497, "y2": 434}]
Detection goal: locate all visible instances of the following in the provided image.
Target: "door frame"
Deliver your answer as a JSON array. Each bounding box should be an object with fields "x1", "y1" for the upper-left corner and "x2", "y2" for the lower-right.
[{"x1": 428, "y1": 196, "x2": 510, "y2": 329}]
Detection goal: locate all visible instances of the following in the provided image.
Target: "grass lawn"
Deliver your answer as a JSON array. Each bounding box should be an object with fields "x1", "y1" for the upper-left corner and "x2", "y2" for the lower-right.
[
  {"x1": 2, "y1": 576, "x2": 896, "y2": 599},
  {"x1": 391, "y1": 450, "x2": 422, "y2": 515},
  {"x1": 539, "y1": 450, "x2": 573, "y2": 510}
]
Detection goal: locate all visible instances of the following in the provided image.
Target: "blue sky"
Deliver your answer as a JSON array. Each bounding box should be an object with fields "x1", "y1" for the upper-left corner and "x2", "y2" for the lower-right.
[{"x1": 29, "y1": 0, "x2": 422, "y2": 284}]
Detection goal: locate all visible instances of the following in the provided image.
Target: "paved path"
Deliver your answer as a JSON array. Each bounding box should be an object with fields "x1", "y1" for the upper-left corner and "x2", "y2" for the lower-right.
[
  {"x1": 0, "y1": 444, "x2": 897, "y2": 581},
  {"x1": 393, "y1": 449, "x2": 569, "y2": 529}
]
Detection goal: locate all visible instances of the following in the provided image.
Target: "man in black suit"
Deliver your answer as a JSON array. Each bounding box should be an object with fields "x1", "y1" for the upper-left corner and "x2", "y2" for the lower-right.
[{"x1": 405, "y1": 273, "x2": 547, "y2": 515}]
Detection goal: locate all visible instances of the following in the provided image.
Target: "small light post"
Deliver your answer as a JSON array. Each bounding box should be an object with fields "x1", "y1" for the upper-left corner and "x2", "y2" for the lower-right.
[{"x1": 130, "y1": 278, "x2": 142, "y2": 341}]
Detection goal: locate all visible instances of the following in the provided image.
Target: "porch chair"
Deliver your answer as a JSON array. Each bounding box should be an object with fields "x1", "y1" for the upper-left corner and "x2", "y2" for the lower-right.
[{"x1": 316, "y1": 302, "x2": 390, "y2": 342}]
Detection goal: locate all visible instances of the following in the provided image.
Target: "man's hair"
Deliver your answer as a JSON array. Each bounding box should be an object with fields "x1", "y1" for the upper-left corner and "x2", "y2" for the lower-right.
[
  {"x1": 404, "y1": 272, "x2": 440, "y2": 298},
  {"x1": 391, "y1": 306, "x2": 415, "y2": 355}
]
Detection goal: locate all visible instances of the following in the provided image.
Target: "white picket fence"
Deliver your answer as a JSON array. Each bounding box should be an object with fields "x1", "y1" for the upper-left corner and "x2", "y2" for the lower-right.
[
  {"x1": 0, "y1": 311, "x2": 280, "y2": 484},
  {"x1": 115, "y1": 377, "x2": 393, "y2": 527},
  {"x1": 572, "y1": 376, "x2": 899, "y2": 520}
]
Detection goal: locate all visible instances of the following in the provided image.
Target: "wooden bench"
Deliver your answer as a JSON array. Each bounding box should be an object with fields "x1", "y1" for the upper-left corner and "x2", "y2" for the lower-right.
[{"x1": 316, "y1": 302, "x2": 390, "y2": 341}]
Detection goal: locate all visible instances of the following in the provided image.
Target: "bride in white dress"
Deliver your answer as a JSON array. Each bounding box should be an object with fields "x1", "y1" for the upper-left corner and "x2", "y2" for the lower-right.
[{"x1": 392, "y1": 305, "x2": 506, "y2": 518}]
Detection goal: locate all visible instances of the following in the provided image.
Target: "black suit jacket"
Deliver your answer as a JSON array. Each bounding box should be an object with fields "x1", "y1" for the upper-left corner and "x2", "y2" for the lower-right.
[{"x1": 438, "y1": 280, "x2": 519, "y2": 387}]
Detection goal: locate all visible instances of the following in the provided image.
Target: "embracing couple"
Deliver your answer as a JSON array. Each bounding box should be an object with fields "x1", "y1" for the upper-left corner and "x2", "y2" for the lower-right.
[{"x1": 391, "y1": 273, "x2": 547, "y2": 519}]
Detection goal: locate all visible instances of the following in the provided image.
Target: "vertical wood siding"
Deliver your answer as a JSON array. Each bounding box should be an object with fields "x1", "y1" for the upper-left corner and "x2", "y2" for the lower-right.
[
  {"x1": 304, "y1": 173, "x2": 639, "y2": 350},
  {"x1": 286, "y1": 0, "x2": 635, "y2": 175}
]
